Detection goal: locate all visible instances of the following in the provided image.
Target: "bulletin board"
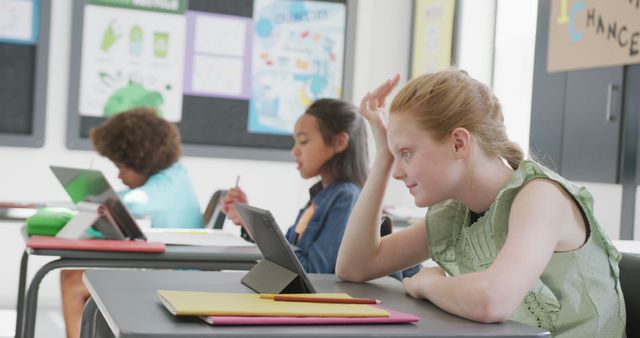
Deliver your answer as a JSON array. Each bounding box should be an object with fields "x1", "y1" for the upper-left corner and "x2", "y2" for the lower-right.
[
  {"x1": 0, "y1": 0, "x2": 50, "y2": 147},
  {"x1": 66, "y1": 0, "x2": 357, "y2": 161}
]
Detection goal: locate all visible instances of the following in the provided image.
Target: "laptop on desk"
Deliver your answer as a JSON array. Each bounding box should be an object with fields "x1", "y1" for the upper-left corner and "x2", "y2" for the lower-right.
[
  {"x1": 235, "y1": 203, "x2": 315, "y2": 294},
  {"x1": 49, "y1": 166, "x2": 146, "y2": 241}
]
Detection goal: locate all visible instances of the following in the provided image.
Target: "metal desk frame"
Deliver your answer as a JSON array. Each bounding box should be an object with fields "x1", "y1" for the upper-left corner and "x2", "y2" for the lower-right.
[{"x1": 15, "y1": 245, "x2": 261, "y2": 338}]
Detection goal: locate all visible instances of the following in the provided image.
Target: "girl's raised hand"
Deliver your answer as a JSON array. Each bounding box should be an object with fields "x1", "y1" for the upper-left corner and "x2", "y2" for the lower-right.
[
  {"x1": 359, "y1": 74, "x2": 400, "y2": 125},
  {"x1": 359, "y1": 74, "x2": 401, "y2": 153},
  {"x1": 371, "y1": 73, "x2": 401, "y2": 108}
]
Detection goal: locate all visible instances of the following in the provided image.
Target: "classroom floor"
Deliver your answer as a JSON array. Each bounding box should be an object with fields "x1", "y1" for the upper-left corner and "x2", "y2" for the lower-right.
[{"x1": 0, "y1": 308, "x2": 66, "y2": 338}]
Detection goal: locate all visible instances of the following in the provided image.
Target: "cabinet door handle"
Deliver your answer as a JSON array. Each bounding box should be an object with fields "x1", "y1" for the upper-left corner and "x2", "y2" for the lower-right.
[{"x1": 605, "y1": 84, "x2": 618, "y2": 122}]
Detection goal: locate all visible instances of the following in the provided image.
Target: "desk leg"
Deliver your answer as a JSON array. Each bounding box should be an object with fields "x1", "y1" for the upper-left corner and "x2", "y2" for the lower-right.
[
  {"x1": 22, "y1": 259, "x2": 81, "y2": 338},
  {"x1": 14, "y1": 250, "x2": 28, "y2": 338},
  {"x1": 80, "y1": 297, "x2": 96, "y2": 338},
  {"x1": 80, "y1": 297, "x2": 115, "y2": 338},
  {"x1": 94, "y1": 310, "x2": 115, "y2": 338}
]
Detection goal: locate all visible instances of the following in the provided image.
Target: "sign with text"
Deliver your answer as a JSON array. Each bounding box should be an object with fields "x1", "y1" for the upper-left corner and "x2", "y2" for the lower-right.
[{"x1": 548, "y1": 0, "x2": 640, "y2": 72}]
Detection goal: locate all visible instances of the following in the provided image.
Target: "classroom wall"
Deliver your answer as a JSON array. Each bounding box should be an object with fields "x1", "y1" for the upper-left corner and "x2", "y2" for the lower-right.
[
  {"x1": 0, "y1": 0, "x2": 416, "y2": 309},
  {"x1": 0, "y1": 0, "x2": 628, "y2": 312},
  {"x1": 0, "y1": 0, "x2": 418, "y2": 224}
]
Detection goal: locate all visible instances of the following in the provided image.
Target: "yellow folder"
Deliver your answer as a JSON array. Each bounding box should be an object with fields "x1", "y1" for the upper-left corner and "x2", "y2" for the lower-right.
[{"x1": 156, "y1": 290, "x2": 389, "y2": 317}]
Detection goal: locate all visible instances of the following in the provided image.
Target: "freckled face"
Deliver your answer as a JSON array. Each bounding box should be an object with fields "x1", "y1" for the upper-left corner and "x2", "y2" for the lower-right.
[{"x1": 387, "y1": 114, "x2": 463, "y2": 207}]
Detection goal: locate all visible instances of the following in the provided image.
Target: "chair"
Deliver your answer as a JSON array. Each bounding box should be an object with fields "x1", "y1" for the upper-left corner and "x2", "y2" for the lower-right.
[
  {"x1": 620, "y1": 252, "x2": 640, "y2": 337},
  {"x1": 203, "y1": 190, "x2": 227, "y2": 229}
]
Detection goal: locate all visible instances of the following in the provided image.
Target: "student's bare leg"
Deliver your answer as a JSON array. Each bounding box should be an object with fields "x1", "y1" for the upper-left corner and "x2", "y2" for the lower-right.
[{"x1": 60, "y1": 270, "x2": 90, "y2": 338}]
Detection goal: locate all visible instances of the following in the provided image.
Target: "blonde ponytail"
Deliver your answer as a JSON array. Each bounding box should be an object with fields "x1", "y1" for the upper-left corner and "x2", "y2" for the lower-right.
[
  {"x1": 390, "y1": 68, "x2": 522, "y2": 169},
  {"x1": 499, "y1": 140, "x2": 524, "y2": 170}
]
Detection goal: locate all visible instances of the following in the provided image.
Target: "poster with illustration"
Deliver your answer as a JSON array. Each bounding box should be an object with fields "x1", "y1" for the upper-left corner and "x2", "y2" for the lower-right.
[
  {"x1": 410, "y1": 0, "x2": 455, "y2": 78},
  {"x1": 183, "y1": 11, "x2": 253, "y2": 100},
  {"x1": 77, "y1": 0, "x2": 186, "y2": 121},
  {"x1": 249, "y1": 0, "x2": 346, "y2": 135}
]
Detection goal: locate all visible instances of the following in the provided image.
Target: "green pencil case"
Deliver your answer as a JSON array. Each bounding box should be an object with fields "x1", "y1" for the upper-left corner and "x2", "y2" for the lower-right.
[{"x1": 26, "y1": 207, "x2": 75, "y2": 236}]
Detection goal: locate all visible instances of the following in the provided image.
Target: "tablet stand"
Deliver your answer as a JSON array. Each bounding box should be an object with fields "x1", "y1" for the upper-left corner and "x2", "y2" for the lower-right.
[
  {"x1": 234, "y1": 203, "x2": 316, "y2": 294},
  {"x1": 241, "y1": 259, "x2": 311, "y2": 294},
  {"x1": 55, "y1": 201, "x2": 125, "y2": 239}
]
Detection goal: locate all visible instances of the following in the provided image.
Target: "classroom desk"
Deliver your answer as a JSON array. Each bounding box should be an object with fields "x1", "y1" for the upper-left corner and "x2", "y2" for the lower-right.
[
  {"x1": 81, "y1": 270, "x2": 550, "y2": 338},
  {"x1": 15, "y1": 245, "x2": 262, "y2": 338}
]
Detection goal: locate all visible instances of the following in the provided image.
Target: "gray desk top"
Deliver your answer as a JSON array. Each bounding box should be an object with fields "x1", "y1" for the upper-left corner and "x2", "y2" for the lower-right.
[{"x1": 84, "y1": 270, "x2": 549, "y2": 338}]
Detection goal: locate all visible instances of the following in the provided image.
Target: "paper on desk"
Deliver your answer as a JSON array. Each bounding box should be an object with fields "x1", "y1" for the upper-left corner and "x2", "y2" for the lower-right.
[
  {"x1": 157, "y1": 291, "x2": 389, "y2": 317},
  {"x1": 143, "y1": 228, "x2": 253, "y2": 247}
]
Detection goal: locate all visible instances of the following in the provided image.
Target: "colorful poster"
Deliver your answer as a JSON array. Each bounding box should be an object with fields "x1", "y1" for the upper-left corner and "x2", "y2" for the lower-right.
[
  {"x1": 249, "y1": 0, "x2": 346, "y2": 135},
  {"x1": 548, "y1": 0, "x2": 640, "y2": 72},
  {"x1": 78, "y1": 2, "x2": 186, "y2": 121},
  {"x1": 183, "y1": 11, "x2": 252, "y2": 99},
  {"x1": 0, "y1": 0, "x2": 38, "y2": 44},
  {"x1": 410, "y1": 0, "x2": 455, "y2": 78}
]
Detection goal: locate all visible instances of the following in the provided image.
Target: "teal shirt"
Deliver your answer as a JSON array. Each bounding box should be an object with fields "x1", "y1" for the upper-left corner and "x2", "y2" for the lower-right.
[
  {"x1": 425, "y1": 160, "x2": 626, "y2": 337},
  {"x1": 119, "y1": 162, "x2": 203, "y2": 228}
]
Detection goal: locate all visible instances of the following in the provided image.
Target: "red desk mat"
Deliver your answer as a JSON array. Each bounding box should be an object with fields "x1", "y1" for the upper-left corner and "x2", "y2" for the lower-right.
[{"x1": 27, "y1": 235, "x2": 166, "y2": 253}]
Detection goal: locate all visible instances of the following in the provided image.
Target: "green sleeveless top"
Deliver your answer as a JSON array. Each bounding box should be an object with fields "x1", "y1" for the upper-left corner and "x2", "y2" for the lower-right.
[{"x1": 425, "y1": 160, "x2": 626, "y2": 337}]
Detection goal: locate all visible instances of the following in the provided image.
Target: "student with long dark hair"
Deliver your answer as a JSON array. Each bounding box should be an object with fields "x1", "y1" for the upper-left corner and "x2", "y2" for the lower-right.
[{"x1": 223, "y1": 98, "x2": 368, "y2": 273}]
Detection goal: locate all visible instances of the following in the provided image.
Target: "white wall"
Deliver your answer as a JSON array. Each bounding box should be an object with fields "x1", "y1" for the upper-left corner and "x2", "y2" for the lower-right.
[
  {"x1": 352, "y1": 0, "x2": 419, "y2": 209},
  {"x1": 455, "y1": 0, "x2": 496, "y2": 86},
  {"x1": 493, "y1": 0, "x2": 537, "y2": 154},
  {"x1": 577, "y1": 182, "x2": 623, "y2": 240},
  {"x1": 0, "y1": 0, "x2": 419, "y2": 308}
]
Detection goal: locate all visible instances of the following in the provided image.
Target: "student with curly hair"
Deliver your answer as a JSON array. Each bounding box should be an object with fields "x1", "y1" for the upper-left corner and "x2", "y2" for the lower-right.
[
  {"x1": 89, "y1": 107, "x2": 203, "y2": 228},
  {"x1": 60, "y1": 107, "x2": 203, "y2": 338}
]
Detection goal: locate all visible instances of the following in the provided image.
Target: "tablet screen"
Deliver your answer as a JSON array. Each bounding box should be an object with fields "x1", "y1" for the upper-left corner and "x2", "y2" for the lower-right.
[{"x1": 50, "y1": 166, "x2": 146, "y2": 241}]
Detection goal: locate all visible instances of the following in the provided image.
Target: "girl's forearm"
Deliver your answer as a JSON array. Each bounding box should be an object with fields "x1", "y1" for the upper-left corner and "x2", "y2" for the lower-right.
[{"x1": 336, "y1": 154, "x2": 393, "y2": 281}]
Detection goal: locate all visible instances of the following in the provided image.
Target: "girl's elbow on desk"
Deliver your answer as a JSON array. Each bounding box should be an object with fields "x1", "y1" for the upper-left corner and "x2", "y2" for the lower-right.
[
  {"x1": 427, "y1": 277, "x2": 517, "y2": 324},
  {"x1": 461, "y1": 286, "x2": 519, "y2": 324},
  {"x1": 335, "y1": 261, "x2": 360, "y2": 282},
  {"x1": 467, "y1": 292, "x2": 515, "y2": 324},
  {"x1": 335, "y1": 258, "x2": 373, "y2": 283}
]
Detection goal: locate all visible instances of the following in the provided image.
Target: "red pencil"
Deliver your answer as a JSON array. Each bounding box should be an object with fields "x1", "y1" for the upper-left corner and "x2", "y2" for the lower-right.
[{"x1": 271, "y1": 295, "x2": 381, "y2": 304}]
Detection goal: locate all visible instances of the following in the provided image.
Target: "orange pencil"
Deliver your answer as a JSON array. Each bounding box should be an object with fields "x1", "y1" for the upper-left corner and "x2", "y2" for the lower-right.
[{"x1": 269, "y1": 295, "x2": 381, "y2": 304}]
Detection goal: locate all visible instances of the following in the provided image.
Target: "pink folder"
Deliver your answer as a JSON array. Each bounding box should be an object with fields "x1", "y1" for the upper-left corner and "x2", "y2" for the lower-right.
[
  {"x1": 200, "y1": 306, "x2": 419, "y2": 326},
  {"x1": 26, "y1": 235, "x2": 166, "y2": 253}
]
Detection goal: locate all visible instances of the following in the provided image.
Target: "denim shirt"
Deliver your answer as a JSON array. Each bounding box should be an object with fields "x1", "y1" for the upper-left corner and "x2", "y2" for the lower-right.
[{"x1": 285, "y1": 181, "x2": 360, "y2": 274}]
